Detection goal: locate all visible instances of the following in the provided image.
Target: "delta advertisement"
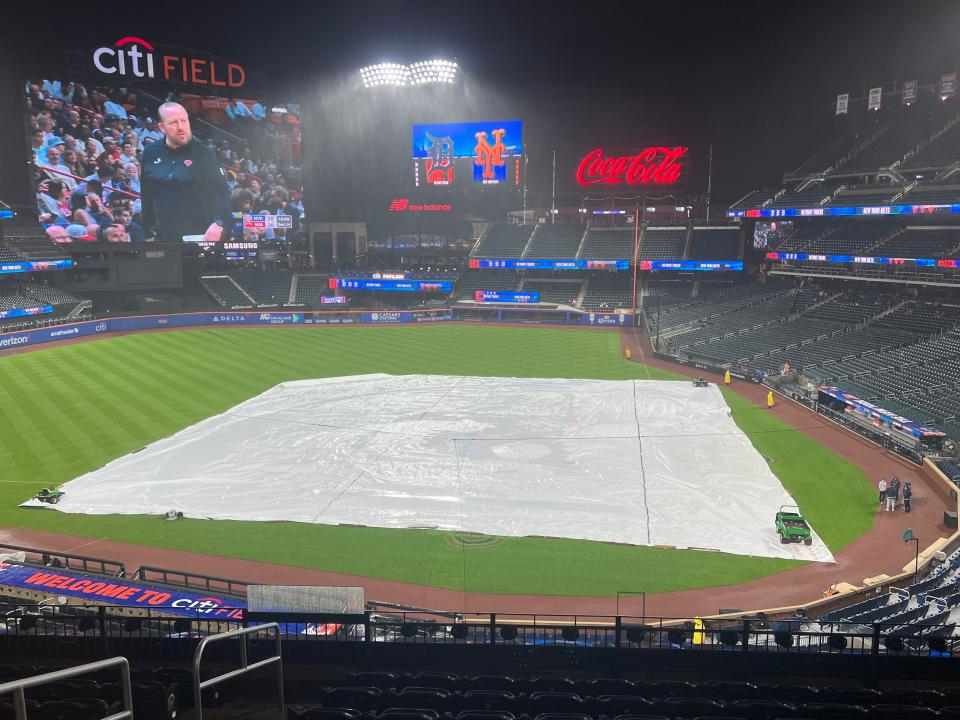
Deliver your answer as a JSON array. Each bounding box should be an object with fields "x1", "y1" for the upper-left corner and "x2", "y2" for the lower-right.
[{"x1": 0, "y1": 562, "x2": 243, "y2": 618}]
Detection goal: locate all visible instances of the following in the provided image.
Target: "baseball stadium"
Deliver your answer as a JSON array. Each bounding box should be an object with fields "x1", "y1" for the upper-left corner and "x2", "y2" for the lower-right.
[{"x1": 2, "y1": 2, "x2": 960, "y2": 718}]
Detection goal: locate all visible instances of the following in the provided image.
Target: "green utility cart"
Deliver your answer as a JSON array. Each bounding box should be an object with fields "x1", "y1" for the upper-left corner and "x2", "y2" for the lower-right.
[{"x1": 776, "y1": 504, "x2": 813, "y2": 545}]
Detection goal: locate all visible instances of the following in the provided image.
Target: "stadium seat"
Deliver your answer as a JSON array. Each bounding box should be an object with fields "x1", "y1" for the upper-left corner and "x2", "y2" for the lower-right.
[
  {"x1": 764, "y1": 685, "x2": 820, "y2": 703},
  {"x1": 703, "y1": 682, "x2": 761, "y2": 701},
  {"x1": 34, "y1": 698, "x2": 112, "y2": 720},
  {"x1": 0, "y1": 700, "x2": 40, "y2": 720},
  {"x1": 323, "y1": 686, "x2": 383, "y2": 712},
  {"x1": 575, "y1": 678, "x2": 637, "y2": 695},
  {"x1": 653, "y1": 697, "x2": 728, "y2": 717},
  {"x1": 349, "y1": 671, "x2": 400, "y2": 689},
  {"x1": 867, "y1": 705, "x2": 937, "y2": 719},
  {"x1": 727, "y1": 699, "x2": 797, "y2": 719},
  {"x1": 378, "y1": 709, "x2": 441, "y2": 720},
  {"x1": 457, "y1": 690, "x2": 516, "y2": 712},
  {"x1": 288, "y1": 708, "x2": 366, "y2": 720},
  {"x1": 595, "y1": 695, "x2": 656, "y2": 716},
  {"x1": 407, "y1": 672, "x2": 461, "y2": 691},
  {"x1": 531, "y1": 713, "x2": 593, "y2": 720},
  {"x1": 523, "y1": 692, "x2": 585, "y2": 715},
  {"x1": 816, "y1": 688, "x2": 880, "y2": 705},
  {"x1": 638, "y1": 681, "x2": 700, "y2": 699},
  {"x1": 384, "y1": 688, "x2": 452, "y2": 712},
  {"x1": 527, "y1": 678, "x2": 578, "y2": 693},
  {"x1": 798, "y1": 702, "x2": 867, "y2": 719},
  {"x1": 454, "y1": 711, "x2": 516, "y2": 720},
  {"x1": 468, "y1": 676, "x2": 517, "y2": 692}
]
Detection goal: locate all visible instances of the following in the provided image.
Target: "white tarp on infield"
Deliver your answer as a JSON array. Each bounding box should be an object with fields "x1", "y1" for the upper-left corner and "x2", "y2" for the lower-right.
[{"x1": 22, "y1": 374, "x2": 834, "y2": 562}]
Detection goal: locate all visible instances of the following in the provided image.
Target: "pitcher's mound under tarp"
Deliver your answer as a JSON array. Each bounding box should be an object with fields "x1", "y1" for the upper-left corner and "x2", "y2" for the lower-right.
[{"x1": 22, "y1": 374, "x2": 834, "y2": 562}]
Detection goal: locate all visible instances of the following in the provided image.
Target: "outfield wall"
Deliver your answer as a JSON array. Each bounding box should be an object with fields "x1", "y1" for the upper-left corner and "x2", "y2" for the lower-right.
[{"x1": 0, "y1": 308, "x2": 633, "y2": 351}]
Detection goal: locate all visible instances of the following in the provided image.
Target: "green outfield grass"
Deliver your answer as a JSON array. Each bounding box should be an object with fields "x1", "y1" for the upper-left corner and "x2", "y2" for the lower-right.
[{"x1": 0, "y1": 325, "x2": 876, "y2": 596}]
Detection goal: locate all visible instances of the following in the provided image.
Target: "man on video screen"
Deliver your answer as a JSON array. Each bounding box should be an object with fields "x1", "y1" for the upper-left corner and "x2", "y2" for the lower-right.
[{"x1": 141, "y1": 102, "x2": 229, "y2": 242}]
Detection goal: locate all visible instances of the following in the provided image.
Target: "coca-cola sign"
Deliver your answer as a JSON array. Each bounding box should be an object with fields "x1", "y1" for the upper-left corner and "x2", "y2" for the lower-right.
[{"x1": 576, "y1": 146, "x2": 687, "y2": 185}]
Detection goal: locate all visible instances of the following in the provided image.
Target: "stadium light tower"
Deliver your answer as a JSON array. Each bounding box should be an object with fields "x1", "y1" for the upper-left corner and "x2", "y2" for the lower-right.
[{"x1": 360, "y1": 59, "x2": 458, "y2": 89}]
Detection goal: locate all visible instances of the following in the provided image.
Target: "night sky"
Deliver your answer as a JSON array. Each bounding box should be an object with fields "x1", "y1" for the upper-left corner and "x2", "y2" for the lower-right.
[{"x1": 3, "y1": 0, "x2": 960, "y2": 212}]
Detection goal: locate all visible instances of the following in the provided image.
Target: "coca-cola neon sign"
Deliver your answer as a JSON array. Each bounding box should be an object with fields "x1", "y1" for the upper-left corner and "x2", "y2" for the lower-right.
[{"x1": 576, "y1": 146, "x2": 687, "y2": 185}]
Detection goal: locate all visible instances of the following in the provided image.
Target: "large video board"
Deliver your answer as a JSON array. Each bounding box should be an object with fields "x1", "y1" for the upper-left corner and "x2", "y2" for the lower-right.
[{"x1": 412, "y1": 120, "x2": 522, "y2": 186}]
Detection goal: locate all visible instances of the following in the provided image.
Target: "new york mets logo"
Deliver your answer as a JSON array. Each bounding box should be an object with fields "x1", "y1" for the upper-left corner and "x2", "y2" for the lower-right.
[{"x1": 474, "y1": 128, "x2": 506, "y2": 181}]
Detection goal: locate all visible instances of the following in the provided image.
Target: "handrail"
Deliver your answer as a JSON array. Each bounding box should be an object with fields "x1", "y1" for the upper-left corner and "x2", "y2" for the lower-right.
[
  {"x1": 193, "y1": 623, "x2": 283, "y2": 720},
  {"x1": 135, "y1": 564, "x2": 248, "y2": 597},
  {"x1": 0, "y1": 657, "x2": 133, "y2": 720}
]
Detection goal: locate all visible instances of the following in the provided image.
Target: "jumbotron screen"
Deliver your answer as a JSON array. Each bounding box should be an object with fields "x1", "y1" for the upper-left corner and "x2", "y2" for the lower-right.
[
  {"x1": 412, "y1": 120, "x2": 522, "y2": 188},
  {"x1": 25, "y1": 78, "x2": 303, "y2": 246},
  {"x1": 753, "y1": 221, "x2": 793, "y2": 249}
]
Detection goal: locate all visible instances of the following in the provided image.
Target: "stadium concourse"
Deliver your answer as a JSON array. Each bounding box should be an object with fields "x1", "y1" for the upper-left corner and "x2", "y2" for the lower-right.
[{"x1": 0, "y1": 323, "x2": 951, "y2": 618}]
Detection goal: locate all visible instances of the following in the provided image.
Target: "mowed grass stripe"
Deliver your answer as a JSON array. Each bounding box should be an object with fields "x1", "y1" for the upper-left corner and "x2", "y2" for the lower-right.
[
  {"x1": 0, "y1": 363, "x2": 89, "y2": 479},
  {"x1": 39, "y1": 347, "x2": 155, "y2": 450},
  {"x1": 2, "y1": 358, "x2": 106, "y2": 477},
  {"x1": 0, "y1": 325, "x2": 875, "y2": 596},
  {"x1": 105, "y1": 334, "x2": 257, "y2": 416}
]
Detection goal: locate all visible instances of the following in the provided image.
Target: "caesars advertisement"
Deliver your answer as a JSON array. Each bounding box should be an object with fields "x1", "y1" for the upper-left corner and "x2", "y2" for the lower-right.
[{"x1": 26, "y1": 36, "x2": 303, "y2": 251}]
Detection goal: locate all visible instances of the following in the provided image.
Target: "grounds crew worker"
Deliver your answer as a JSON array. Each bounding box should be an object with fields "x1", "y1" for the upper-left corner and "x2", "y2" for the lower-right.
[
  {"x1": 141, "y1": 102, "x2": 230, "y2": 243},
  {"x1": 767, "y1": 390, "x2": 775, "y2": 409}
]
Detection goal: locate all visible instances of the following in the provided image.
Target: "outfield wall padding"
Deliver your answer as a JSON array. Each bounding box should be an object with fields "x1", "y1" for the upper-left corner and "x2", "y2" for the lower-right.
[{"x1": 0, "y1": 308, "x2": 632, "y2": 352}]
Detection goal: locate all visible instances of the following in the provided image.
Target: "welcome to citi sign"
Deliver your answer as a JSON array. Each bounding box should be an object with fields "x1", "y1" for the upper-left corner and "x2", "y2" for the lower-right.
[
  {"x1": 88, "y1": 35, "x2": 246, "y2": 88},
  {"x1": 412, "y1": 120, "x2": 522, "y2": 186}
]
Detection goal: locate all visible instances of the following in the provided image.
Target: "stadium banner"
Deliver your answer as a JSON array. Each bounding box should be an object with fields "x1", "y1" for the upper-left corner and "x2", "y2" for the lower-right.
[
  {"x1": 835, "y1": 93, "x2": 849, "y2": 116},
  {"x1": 360, "y1": 311, "x2": 413, "y2": 324},
  {"x1": 0, "y1": 562, "x2": 244, "y2": 619},
  {"x1": 413, "y1": 310, "x2": 453, "y2": 322},
  {"x1": 584, "y1": 313, "x2": 629, "y2": 326},
  {"x1": 469, "y1": 258, "x2": 630, "y2": 270},
  {"x1": 902, "y1": 80, "x2": 918, "y2": 105},
  {"x1": 474, "y1": 291, "x2": 540, "y2": 303},
  {"x1": 868, "y1": 86, "x2": 883, "y2": 111},
  {"x1": 941, "y1": 73, "x2": 957, "y2": 99},
  {"x1": 0, "y1": 305, "x2": 53, "y2": 320}
]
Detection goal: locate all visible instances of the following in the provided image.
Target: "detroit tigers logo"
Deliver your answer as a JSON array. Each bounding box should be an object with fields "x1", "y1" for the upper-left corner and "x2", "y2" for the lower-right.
[{"x1": 424, "y1": 132, "x2": 453, "y2": 184}]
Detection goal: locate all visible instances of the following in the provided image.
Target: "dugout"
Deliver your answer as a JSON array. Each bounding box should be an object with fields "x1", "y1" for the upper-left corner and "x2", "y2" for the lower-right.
[{"x1": 817, "y1": 386, "x2": 947, "y2": 454}]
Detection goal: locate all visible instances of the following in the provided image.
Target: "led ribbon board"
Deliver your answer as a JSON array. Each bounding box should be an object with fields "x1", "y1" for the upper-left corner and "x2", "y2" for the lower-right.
[
  {"x1": 474, "y1": 291, "x2": 540, "y2": 303},
  {"x1": 330, "y1": 278, "x2": 452, "y2": 292},
  {"x1": 469, "y1": 259, "x2": 629, "y2": 270},
  {"x1": 728, "y1": 204, "x2": 960, "y2": 218}
]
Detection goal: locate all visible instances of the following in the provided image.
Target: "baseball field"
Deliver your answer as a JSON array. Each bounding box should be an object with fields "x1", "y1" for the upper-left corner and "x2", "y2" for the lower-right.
[{"x1": 0, "y1": 324, "x2": 876, "y2": 596}]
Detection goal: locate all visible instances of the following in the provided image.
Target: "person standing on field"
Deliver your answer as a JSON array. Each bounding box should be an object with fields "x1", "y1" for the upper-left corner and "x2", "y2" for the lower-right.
[{"x1": 885, "y1": 482, "x2": 897, "y2": 512}]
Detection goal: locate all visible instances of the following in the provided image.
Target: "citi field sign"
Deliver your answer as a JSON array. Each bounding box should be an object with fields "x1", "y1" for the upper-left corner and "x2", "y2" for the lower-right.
[{"x1": 92, "y1": 36, "x2": 246, "y2": 88}]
